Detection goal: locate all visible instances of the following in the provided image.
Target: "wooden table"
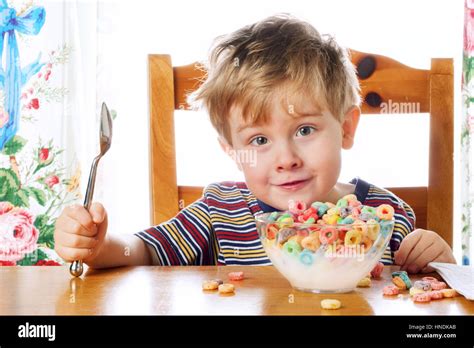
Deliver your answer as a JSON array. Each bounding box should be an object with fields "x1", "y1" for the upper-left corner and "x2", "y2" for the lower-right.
[{"x1": 0, "y1": 265, "x2": 472, "y2": 315}]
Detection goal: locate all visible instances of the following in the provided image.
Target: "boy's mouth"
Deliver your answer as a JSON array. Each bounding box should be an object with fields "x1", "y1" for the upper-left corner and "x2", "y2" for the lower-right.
[{"x1": 276, "y1": 178, "x2": 311, "y2": 191}]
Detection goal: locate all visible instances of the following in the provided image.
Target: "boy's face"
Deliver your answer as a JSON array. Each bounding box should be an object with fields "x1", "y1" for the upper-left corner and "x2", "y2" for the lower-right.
[{"x1": 221, "y1": 88, "x2": 360, "y2": 211}]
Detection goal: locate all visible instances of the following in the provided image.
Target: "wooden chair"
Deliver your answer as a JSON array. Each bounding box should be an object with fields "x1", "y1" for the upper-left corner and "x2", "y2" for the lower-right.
[{"x1": 148, "y1": 50, "x2": 454, "y2": 246}]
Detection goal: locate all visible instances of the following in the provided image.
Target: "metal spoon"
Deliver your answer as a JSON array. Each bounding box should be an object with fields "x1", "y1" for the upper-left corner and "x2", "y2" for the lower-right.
[{"x1": 70, "y1": 102, "x2": 113, "y2": 277}]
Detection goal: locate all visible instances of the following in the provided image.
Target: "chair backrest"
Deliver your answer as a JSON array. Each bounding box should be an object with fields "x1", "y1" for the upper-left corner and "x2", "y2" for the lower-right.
[{"x1": 148, "y1": 50, "x2": 454, "y2": 246}]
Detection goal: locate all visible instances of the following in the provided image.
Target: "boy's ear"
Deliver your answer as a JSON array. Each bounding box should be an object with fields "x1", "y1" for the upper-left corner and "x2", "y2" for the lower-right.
[
  {"x1": 341, "y1": 106, "x2": 361, "y2": 150},
  {"x1": 218, "y1": 136, "x2": 243, "y2": 171}
]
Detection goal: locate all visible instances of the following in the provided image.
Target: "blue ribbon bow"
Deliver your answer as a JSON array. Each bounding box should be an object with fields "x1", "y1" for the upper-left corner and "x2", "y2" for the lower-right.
[{"x1": 0, "y1": 0, "x2": 46, "y2": 150}]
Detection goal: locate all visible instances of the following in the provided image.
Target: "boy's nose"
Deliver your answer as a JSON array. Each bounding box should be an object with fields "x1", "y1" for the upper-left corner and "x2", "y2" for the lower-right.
[{"x1": 275, "y1": 147, "x2": 303, "y2": 172}]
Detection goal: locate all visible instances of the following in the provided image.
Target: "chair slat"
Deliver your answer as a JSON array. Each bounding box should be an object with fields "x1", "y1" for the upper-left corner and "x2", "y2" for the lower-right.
[
  {"x1": 149, "y1": 55, "x2": 180, "y2": 223},
  {"x1": 426, "y1": 59, "x2": 454, "y2": 246}
]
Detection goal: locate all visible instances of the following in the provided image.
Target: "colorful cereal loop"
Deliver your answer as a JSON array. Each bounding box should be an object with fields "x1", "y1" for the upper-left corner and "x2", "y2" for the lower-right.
[
  {"x1": 336, "y1": 198, "x2": 348, "y2": 208},
  {"x1": 360, "y1": 236, "x2": 373, "y2": 252},
  {"x1": 428, "y1": 290, "x2": 443, "y2": 300},
  {"x1": 282, "y1": 240, "x2": 302, "y2": 256},
  {"x1": 344, "y1": 229, "x2": 362, "y2": 246},
  {"x1": 357, "y1": 277, "x2": 371, "y2": 287},
  {"x1": 266, "y1": 223, "x2": 279, "y2": 240},
  {"x1": 277, "y1": 228, "x2": 296, "y2": 244},
  {"x1": 323, "y1": 213, "x2": 339, "y2": 225},
  {"x1": 431, "y1": 281, "x2": 447, "y2": 290},
  {"x1": 342, "y1": 194, "x2": 358, "y2": 202},
  {"x1": 409, "y1": 287, "x2": 425, "y2": 296},
  {"x1": 383, "y1": 285, "x2": 399, "y2": 296},
  {"x1": 441, "y1": 289, "x2": 457, "y2": 298},
  {"x1": 288, "y1": 199, "x2": 306, "y2": 215},
  {"x1": 412, "y1": 292, "x2": 431, "y2": 303},
  {"x1": 218, "y1": 283, "x2": 235, "y2": 294},
  {"x1": 366, "y1": 219, "x2": 380, "y2": 240},
  {"x1": 370, "y1": 262, "x2": 384, "y2": 278},
  {"x1": 301, "y1": 234, "x2": 320, "y2": 251},
  {"x1": 413, "y1": 280, "x2": 432, "y2": 291},
  {"x1": 299, "y1": 249, "x2": 314, "y2": 266},
  {"x1": 421, "y1": 276, "x2": 438, "y2": 284},
  {"x1": 320, "y1": 299, "x2": 341, "y2": 309},
  {"x1": 376, "y1": 204, "x2": 394, "y2": 220},
  {"x1": 228, "y1": 271, "x2": 244, "y2": 281},
  {"x1": 202, "y1": 280, "x2": 219, "y2": 290},
  {"x1": 319, "y1": 227, "x2": 338, "y2": 244},
  {"x1": 392, "y1": 276, "x2": 407, "y2": 290},
  {"x1": 352, "y1": 219, "x2": 368, "y2": 235}
]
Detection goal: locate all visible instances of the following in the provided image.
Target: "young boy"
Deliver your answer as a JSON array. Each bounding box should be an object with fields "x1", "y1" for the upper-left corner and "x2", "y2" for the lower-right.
[{"x1": 54, "y1": 14, "x2": 455, "y2": 273}]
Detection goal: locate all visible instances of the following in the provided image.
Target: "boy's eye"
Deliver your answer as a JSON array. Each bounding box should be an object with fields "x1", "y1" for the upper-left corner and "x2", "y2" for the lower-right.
[
  {"x1": 250, "y1": 136, "x2": 268, "y2": 146},
  {"x1": 296, "y1": 126, "x2": 316, "y2": 137}
]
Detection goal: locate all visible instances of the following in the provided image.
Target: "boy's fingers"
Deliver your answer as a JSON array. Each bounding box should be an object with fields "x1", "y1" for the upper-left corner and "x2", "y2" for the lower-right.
[
  {"x1": 420, "y1": 265, "x2": 434, "y2": 273},
  {"x1": 60, "y1": 214, "x2": 97, "y2": 237},
  {"x1": 94, "y1": 210, "x2": 108, "y2": 242},
  {"x1": 89, "y1": 202, "x2": 106, "y2": 224},
  {"x1": 63, "y1": 204, "x2": 95, "y2": 233},
  {"x1": 420, "y1": 249, "x2": 453, "y2": 273},
  {"x1": 406, "y1": 243, "x2": 442, "y2": 274},
  {"x1": 402, "y1": 234, "x2": 433, "y2": 272},
  {"x1": 55, "y1": 245, "x2": 93, "y2": 262},
  {"x1": 56, "y1": 230, "x2": 99, "y2": 249},
  {"x1": 394, "y1": 229, "x2": 423, "y2": 266}
]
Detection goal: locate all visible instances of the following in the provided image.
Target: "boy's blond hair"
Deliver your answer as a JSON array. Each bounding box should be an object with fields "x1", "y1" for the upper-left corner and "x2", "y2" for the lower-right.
[{"x1": 190, "y1": 14, "x2": 361, "y2": 145}]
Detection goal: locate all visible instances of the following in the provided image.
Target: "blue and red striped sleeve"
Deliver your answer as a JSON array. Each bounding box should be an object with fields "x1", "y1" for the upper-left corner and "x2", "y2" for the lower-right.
[
  {"x1": 134, "y1": 199, "x2": 216, "y2": 266},
  {"x1": 364, "y1": 186, "x2": 416, "y2": 264}
]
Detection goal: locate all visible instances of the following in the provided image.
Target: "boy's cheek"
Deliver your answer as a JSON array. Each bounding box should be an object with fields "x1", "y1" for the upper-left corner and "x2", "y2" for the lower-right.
[
  {"x1": 241, "y1": 165, "x2": 265, "y2": 185},
  {"x1": 240, "y1": 153, "x2": 267, "y2": 173},
  {"x1": 228, "y1": 146, "x2": 260, "y2": 171}
]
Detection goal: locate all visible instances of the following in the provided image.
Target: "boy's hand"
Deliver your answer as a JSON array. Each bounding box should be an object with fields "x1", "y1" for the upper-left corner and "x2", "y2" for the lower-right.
[
  {"x1": 54, "y1": 203, "x2": 108, "y2": 264},
  {"x1": 394, "y1": 229, "x2": 456, "y2": 274}
]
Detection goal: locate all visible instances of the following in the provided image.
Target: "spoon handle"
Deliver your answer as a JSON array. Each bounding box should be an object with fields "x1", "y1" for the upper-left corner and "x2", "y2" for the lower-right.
[
  {"x1": 70, "y1": 156, "x2": 102, "y2": 277},
  {"x1": 83, "y1": 156, "x2": 101, "y2": 210}
]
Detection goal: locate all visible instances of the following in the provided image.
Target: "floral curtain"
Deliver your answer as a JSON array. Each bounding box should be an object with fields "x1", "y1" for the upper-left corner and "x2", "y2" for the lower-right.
[
  {"x1": 461, "y1": 0, "x2": 474, "y2": 266},
  {"x1": 0, "y1": 0, "x2": 101, "y2": 266}
]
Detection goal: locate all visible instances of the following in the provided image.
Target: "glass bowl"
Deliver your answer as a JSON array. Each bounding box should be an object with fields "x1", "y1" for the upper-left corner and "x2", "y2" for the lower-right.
[{"x1": 256, "y1": 212, "x2": 394, "y2": 293}]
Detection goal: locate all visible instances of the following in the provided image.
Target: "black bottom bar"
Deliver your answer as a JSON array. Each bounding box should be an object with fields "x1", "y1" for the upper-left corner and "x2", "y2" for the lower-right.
[{"x1": 0, "y1": 315, "x2": 473, "y2": 346}]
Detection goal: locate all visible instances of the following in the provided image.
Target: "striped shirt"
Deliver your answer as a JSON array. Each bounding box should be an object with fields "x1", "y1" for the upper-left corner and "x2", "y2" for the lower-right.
[{"x1": 135, "y1": 178, "x2": 415, "y2": 266}]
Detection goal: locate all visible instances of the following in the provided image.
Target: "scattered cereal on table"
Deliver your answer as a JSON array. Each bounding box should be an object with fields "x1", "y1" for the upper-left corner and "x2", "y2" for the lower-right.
[
  {"x1": 427, "y1": 290, "x2": 443, "y2": 300},
  {"x1": 413, "y1": 280, "x2": 432, "y2": 291},
  {"x1": 218, "y1": 283, "x2": 235, "y2": 294},
  {"x1": 412, "y1": 292, "x2": 431, "y2": 303},
  {"x1": 409, "y1": 287, "x2": 425, "y2": 297},
  {"x1": 383, "y1": 274, "x2": 458, "y2": 304},
  {"x1": 430, "y1": 281, "x2": 447, "y2": 290},
  {"x1": 421, "y1": 276, "x2": 438, "y2": 283},
  {"x1": 392, "y1": 276, "x2": 407, "y2": 290},
  {"x1": 228, "y1": 271, "x2": 244, "y2": 281},
  {"x1": 370, "y1": 262, "x2": 384, "y2": 279},
  {"x1": 202, "y1": 280, "x2": 219, "y2": 290},
  {"x1": 391, "y1": 271, "x2": 412, "y2": 289},
  {"x1": 357, "y1": 277, "x2": 371, "y2": 288},
  {"x1": 382, "y1": 285, "x2": 400, "y2": 296},
  {"x1": 441, "y1": 288, "x2": 457, "y2": 298},
  {"x1": 320, "y1": 299, "x2": 341, "y2": 310}
]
